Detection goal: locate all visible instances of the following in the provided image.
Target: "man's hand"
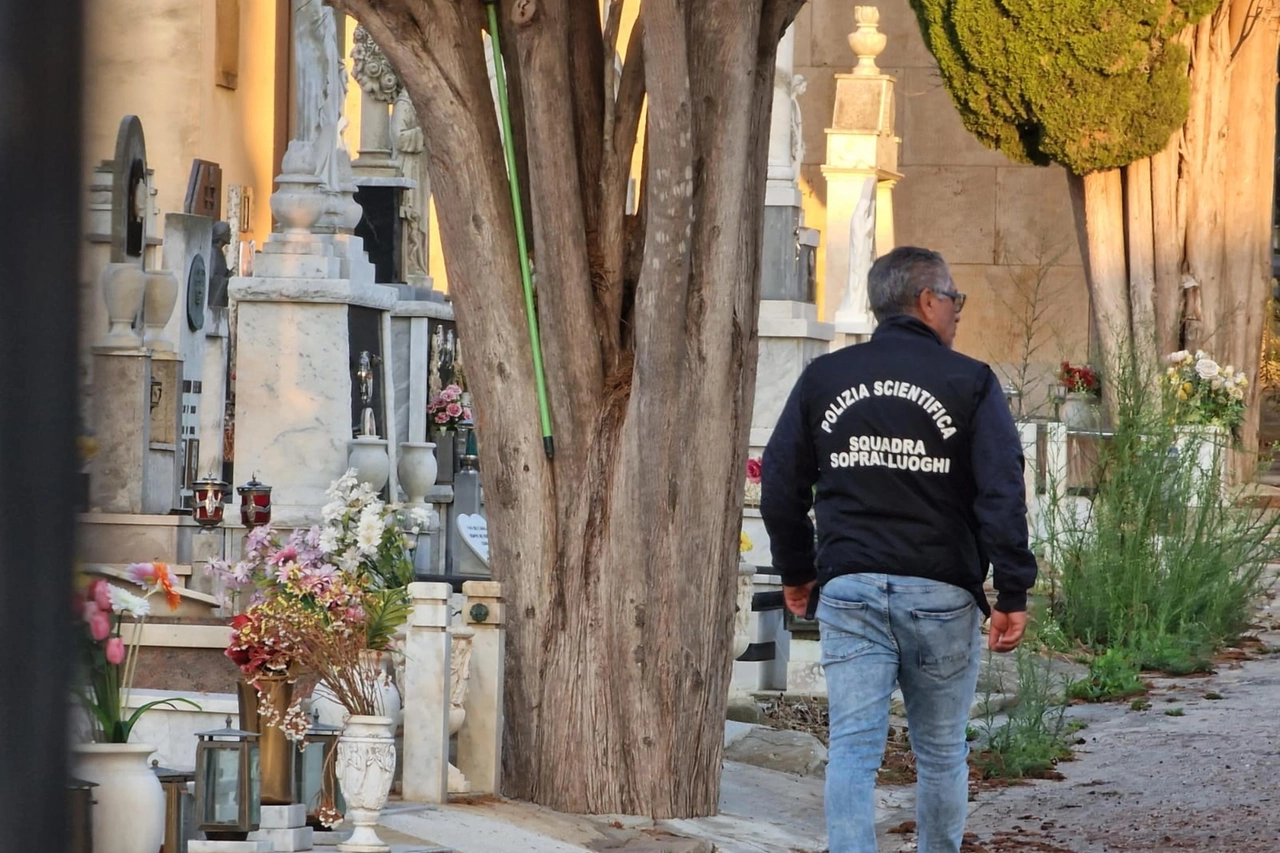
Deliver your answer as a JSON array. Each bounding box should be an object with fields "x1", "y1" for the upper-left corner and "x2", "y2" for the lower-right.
[
  {"x1": 783, "y1": 581, "x2": 816, "y2": 617},
  {"x1": 988, "y1": 609, "x2": 1027, "y2": 653}
]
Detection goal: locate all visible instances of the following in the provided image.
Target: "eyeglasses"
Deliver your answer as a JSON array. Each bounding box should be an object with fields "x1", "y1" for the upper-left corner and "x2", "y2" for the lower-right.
[{"x1": 935, "y1": 290, "x2": 966, "y2": 312}]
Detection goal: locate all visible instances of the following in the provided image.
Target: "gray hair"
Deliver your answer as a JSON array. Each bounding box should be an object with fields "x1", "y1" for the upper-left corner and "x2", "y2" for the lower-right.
[{"x1": 867, "y1": 246, "x2": 950, "y2": 322}]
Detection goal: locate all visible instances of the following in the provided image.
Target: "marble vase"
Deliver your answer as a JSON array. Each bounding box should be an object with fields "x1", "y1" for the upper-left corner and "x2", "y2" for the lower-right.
[
  {"x1": 336, "y1": 716, "x2": 396, "y2": 853},
  {"x1": 397, "y1": 442, "x2": 438, "y2": 504},
  {"x1": 100, "y1": 263, "x2": 147, "y2": 348},
  {"x1": 142, "y1": 269, "x2": 180, "y2": 351},
  {"x1": 431, "y1": 429, "x2": 456, "y2": 485},
  {"x1": 348, "y1": 437, "x2": 390, "y2": 492},
  {"x1": 1060, "y1": 394, "x2": 1100, "y2": 431},
  {"x1": 72, "y1": 743, "x2": 165, "y2": 853}
]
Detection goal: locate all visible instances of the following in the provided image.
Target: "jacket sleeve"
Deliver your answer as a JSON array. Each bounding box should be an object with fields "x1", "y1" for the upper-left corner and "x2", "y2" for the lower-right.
[
  {"x1": 969, "y1": 371, "x2": 1038, "y2": 612},
  {"x1": 761, "y1": 369, "x2": 819, "y2": 587}
]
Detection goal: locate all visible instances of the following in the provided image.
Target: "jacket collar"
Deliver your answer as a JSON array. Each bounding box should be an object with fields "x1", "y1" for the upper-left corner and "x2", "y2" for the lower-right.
[{"x1": 871, "y1": 314, "x2": 945, "y2": 347}]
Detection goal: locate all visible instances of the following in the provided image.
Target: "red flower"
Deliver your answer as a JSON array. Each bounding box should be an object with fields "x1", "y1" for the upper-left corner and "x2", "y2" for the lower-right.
[{"x1": 745, "y1": 458, "x2": 762, "y2": 485}]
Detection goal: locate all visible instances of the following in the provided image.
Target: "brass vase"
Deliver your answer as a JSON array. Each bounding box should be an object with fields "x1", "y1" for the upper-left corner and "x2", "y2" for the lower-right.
[{"x1": 237, "y1": 676, "x2": 296, "y2": 805}]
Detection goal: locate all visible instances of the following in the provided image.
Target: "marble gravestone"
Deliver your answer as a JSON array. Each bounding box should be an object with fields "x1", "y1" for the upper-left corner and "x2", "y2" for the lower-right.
[{"x1": 456, "y1": 513, "x2": 490, "y2": 576}]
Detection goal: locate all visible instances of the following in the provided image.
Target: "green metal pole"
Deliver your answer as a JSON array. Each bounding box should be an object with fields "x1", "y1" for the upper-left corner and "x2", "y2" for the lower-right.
[{"x1": 484, "y1": 0, "x2": 555, "y2": 460}]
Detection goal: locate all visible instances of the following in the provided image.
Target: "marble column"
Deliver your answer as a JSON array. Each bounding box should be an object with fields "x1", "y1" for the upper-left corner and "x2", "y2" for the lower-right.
[{"x1": 401, "y1": 582, "x2": 452, "y2": 804}]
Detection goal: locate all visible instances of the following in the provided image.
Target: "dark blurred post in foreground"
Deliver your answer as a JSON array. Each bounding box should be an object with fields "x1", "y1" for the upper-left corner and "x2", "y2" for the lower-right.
[{"x1": 0, "y1": 0, "x2": 84, "y2": 850}]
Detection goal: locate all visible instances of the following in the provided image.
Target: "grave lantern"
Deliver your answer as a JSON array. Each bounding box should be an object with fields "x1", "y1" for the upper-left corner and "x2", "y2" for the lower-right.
[
  {"x1": 192, "y1": 476, "x2": 230, "y2": 529},
  {"x1": 151, "y1": 761, "x2": 196, "y2": 853},
  {"x1": 293, "y1": 710, "x2": 343, "y2": 828},
  {"x1": 67, "y1": 777, "x2": 97, "y2": 853},
  {"x1": 194, "y1": 716, "x2": 261, "y2": 841},
  {"x1": 238, "y1": 475, "x2": 272, "y2": 529}
]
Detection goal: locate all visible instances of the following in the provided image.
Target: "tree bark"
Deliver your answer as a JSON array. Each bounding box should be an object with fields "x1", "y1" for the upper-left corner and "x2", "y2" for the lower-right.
[
  {"x1": 1074, "y1": 0, "x2": 1279, "y2": 479},
  {"x1": 1071, "y1": 168, "x2": 1130, "y2": 412},
  {"x1": 330, "y1": 0, "x2": 802, "y2": 817}
]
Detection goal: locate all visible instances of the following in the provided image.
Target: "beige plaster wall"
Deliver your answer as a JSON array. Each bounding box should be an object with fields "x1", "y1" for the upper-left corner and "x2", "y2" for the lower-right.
[
  {"x1": 84, "y1": 0, "x2": 280, "y2": 245},
  {"x1": 795, "y1": 0, "x2": 1092, "y2": 389}
]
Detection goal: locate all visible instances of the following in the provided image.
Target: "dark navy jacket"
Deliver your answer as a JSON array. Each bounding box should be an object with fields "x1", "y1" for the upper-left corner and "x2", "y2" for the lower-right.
[{"x1": 760, "y1": 315, "x2": 1037, "y2": 614}]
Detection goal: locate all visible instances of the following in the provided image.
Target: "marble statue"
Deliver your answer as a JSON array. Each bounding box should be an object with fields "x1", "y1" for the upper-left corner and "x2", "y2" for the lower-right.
[
  {"x1": 788, "y1": 73, "x2": 808, "y2": 177},
  {"x1": 429, "y1": 325, "x2": 444, "y2": 400},
  {"x1": 292, "y1": 0, "x2": 348, "y2": 191},
  {"x1": 391, "y1": 88, "x2": 430, "y2": 279},
  {"x1": 836, "y1": 175, "x2": 877, "y2": 325}
]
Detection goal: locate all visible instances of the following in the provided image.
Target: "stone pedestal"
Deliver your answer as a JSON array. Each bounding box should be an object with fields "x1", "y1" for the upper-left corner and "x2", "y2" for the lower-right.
[
  {"x1": 749, "y1": 301, "x2": 835, "y2": 456},
  {"x1": 146, "y1": 351, "x2": 184, "y2": 513},
  {"x1": 230, "y1": 275, "x2": 397, "y2": 526},
  {"x1": 90, "y1": 348, "x2": 152, "y2": 513},
  {"x1": 250, "y1": 803, "x2": 314, "y2": 852}
]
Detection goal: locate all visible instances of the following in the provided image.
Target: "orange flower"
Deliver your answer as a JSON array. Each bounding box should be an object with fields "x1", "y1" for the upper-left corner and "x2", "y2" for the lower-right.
[{"x1": 125, "y1": 561, "x2": 182, "y2": 611}]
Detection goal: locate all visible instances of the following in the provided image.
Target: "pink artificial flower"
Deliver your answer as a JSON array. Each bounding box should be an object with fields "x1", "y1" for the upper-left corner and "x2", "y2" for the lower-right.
[
  {"x1": 90, "y1": 579, "x2": 112, "y2": 612},
  {"x1": 745, "y1": 458, "x2": 763, "y2": 485},
  {"x1": 104, "y1": 636, "x2": 126, "y2": 665},
  {"x1": 434, "y1": 411, "x2": 450, "y2": 424},
  {"x1": 462, "y1": 407, "x2": 473, "y2": 421},
  {"x1": 90, "y1": 609, "x2": 112, "y2": 642},
  {"x1": 443, "y1": 384, "x2": 462, "y2": 400},
  {"x1": 446, "y1": 402, "x2": 463, "y2": 419},
  {"x1": 268, "y1": 546, "x2": 298, "y2": 566}
]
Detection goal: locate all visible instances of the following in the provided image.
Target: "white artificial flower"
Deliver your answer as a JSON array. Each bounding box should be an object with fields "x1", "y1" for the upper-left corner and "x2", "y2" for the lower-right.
[
  {"x1": 356, "y1": 509, "x2": 383, "y2": 556},
  {"x1": 1223, "y1": 365, "x2": 1235, "y2": 377},
  {"x1": 108, "y1": 585, "x2": 151, "y2": 617},
  {"x1": 410, "y1": 506, "x2": 434, "y2": 532},
  {"x1": 1166, "y1": 350, "x2": 1190, "y2": 364},
  {"x1": 318, "y1": 526, "x2": 340, "y2": 554},
  {"x1": 1195, "y1": 350, "x2": 1208, "y2": 361},
  {"x1": 1211, "y1": 377, "x2": 1224, "y2": 391},
  {"x1": 1195, "y1": 358, "x2": 1220, "y2": 380},
  {"x1": 338, "y1": 547, "x2": 361, "y2": 573},
  {"x1": 1230, "y1": 386, "x2": 1245, "y2": 400}
]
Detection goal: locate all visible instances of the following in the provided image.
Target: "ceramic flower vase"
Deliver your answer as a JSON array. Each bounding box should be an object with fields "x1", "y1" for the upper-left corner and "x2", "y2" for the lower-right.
[
  {"x1": 397, "y1": 442, "x2": 438, "y2": 504},
  {"x1": 72, "y1": 742, "x2": 165, "y2": 853},
  {"x1": 348, "y1": 436, "x2": 390, "y2": 492},
  {"x1": 99, "y1": 262, "x2": 147, "y2": 349},
  {"x1": 336, "y1": 715, "x2": 396, "y2": 853}
]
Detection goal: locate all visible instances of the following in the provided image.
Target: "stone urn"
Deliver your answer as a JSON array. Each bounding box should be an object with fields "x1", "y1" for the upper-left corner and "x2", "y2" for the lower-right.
[
  {"x1": 271, "y1": 143, "x2": 326, "y2": 235},
  {"x1": 99, "y1": 262, "x2": 147, "y2": 349},
  {"x1": 361, "y1": 648, "x2": 403, "y2": 730},
  {"x1": 142, "y1": 269, "x2": 180, "y2": 352},
  {"x1": 335, "y1": 715, "x2": 397, "y2": 853},
  {"x1": 72, "y1": 742, "x2": 165, "y2": 853},
  {"x1": 848, "y1": 6, "x2": 886, "y2": 74},
  {"x1": 397, "y1": 442, "x2": 439, "y2": 504},
  {"x1": 1060, "y1": 393, "x2": 1100, "y2": 431},
  {"x1": 348, "y1": 436, "x2": 390, "y2": 492}
]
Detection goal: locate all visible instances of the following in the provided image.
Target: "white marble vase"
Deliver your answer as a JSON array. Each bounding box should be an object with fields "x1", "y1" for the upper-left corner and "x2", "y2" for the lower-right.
[
  {"x1": 348, "y1": 437, "x2": 390, "y2": 492},
  {"x1": 397, "y1": 442, "x2": 438, "y2": 504},
  {"x1": 72, "y1": 743, "x2": 165, "y2": 853},
  {"x1": 100, "y1": 263, "x2": 147, "y2": 348},
  {"x1": 336, "y1": 715, "x2": 396, "y2": 853},
  {"x1": 142, "y1": 270, "x2": 179, "y2": 351},
  {"x1": 1060, "y1": 394, "x2": 1100, "y2": 431}
]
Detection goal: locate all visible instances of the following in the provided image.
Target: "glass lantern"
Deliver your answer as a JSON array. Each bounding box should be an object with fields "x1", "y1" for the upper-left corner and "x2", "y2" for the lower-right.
[
  {"x1": 293, "y1": 710, "x2": 344, "y2": 828},
  {"x1": 194, "y1": 716, "x2": 261, "y2": 841},
  {"x1": 238, "y1": 475, "x2": 273, "y2": 529},
  {"x1": 191, "y1": 476, "x2": 229, "y2": 529}
]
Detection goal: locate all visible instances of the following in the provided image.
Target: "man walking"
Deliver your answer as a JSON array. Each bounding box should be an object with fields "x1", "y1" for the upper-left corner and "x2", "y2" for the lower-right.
[{"x1": 761, "y1": 246, "x2": 1037, "y2": 853}]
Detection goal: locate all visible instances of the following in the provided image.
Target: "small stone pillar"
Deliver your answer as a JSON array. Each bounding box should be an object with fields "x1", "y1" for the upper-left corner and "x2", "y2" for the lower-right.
[
  {"x1": 457, "y1": 580, "x2": 505, "y2": 796},
  {"x1": 824, "y1": 6, "x2": 902, "y2": 347},
  {"x1": 401, "y1": 582, "x2": 452, "y2": 804}
]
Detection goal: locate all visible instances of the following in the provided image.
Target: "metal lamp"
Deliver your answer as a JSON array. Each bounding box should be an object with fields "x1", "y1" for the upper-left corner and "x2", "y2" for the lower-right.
[
  {"x1": 237, "y1": 475, "x2": 272, "y2": 529},
  {"x1": 151, "y1": 761, "x2": 196, "y2": 853},
  {"x1": 194, "y1": 716, "x2": 261, "y2": 841},
  {"x1": 67, "y1": 778, "x2": 98, "y2": 853},
  {"x1": 293, "y1": 710, "x2": 343, "y2": 829},
  {"x1": 191, "y1": 476, "x2": 230, "y2": 529}
]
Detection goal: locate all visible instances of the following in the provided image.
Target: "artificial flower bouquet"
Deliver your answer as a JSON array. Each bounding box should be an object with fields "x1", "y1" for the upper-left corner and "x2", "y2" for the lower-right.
[
  {"x1": 427, "y1": 383, "x2": 472, "y2": 430},
  {"x1": 76, "y1": 563, "x2": 196, "y2": 743},
  {"x1": 743, "y1": 457, "x2": 762, "y2": 507},
  {"x1": 1058, "y1": 361, "x2": 1100, "y2": 396},
  {"x1": 1164, "y1": 350, "x2": 1249, "y2": 430}
]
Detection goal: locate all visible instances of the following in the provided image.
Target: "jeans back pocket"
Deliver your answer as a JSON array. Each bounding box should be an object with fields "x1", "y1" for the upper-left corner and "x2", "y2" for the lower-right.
[{"x1": 909, "y1": 602, "x2": 977, "y2": 680}]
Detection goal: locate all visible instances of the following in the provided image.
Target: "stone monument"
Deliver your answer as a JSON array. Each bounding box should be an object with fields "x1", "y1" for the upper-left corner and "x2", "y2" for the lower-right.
[{"x1": 824, "y1": 6, "x2": 902, "y2": 347}]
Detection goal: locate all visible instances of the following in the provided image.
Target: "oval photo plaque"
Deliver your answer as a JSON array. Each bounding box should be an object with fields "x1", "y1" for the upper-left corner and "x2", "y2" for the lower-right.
[{"x1": 186, "y1": 253, "x2": 207, "y2": 331}]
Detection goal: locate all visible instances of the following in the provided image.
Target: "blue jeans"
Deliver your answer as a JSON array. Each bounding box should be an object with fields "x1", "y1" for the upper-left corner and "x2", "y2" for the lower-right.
[{"x1": 818, "y1": 573, "x2": 982, "y2": 853}]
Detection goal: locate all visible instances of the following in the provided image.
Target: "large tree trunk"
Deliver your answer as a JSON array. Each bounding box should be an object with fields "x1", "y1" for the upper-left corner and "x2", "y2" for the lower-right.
[
  {"x1": 329, "y1": 0, "x2": 802, "y2": 817},
  {"x1": 1072, "y1": 0, "x2": 1279, "y2": 476}
]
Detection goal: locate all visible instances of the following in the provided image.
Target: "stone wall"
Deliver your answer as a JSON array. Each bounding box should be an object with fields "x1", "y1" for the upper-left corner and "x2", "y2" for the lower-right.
[{"x1": 796, "y1": 0, "x2": 1092, "y2": 396}]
